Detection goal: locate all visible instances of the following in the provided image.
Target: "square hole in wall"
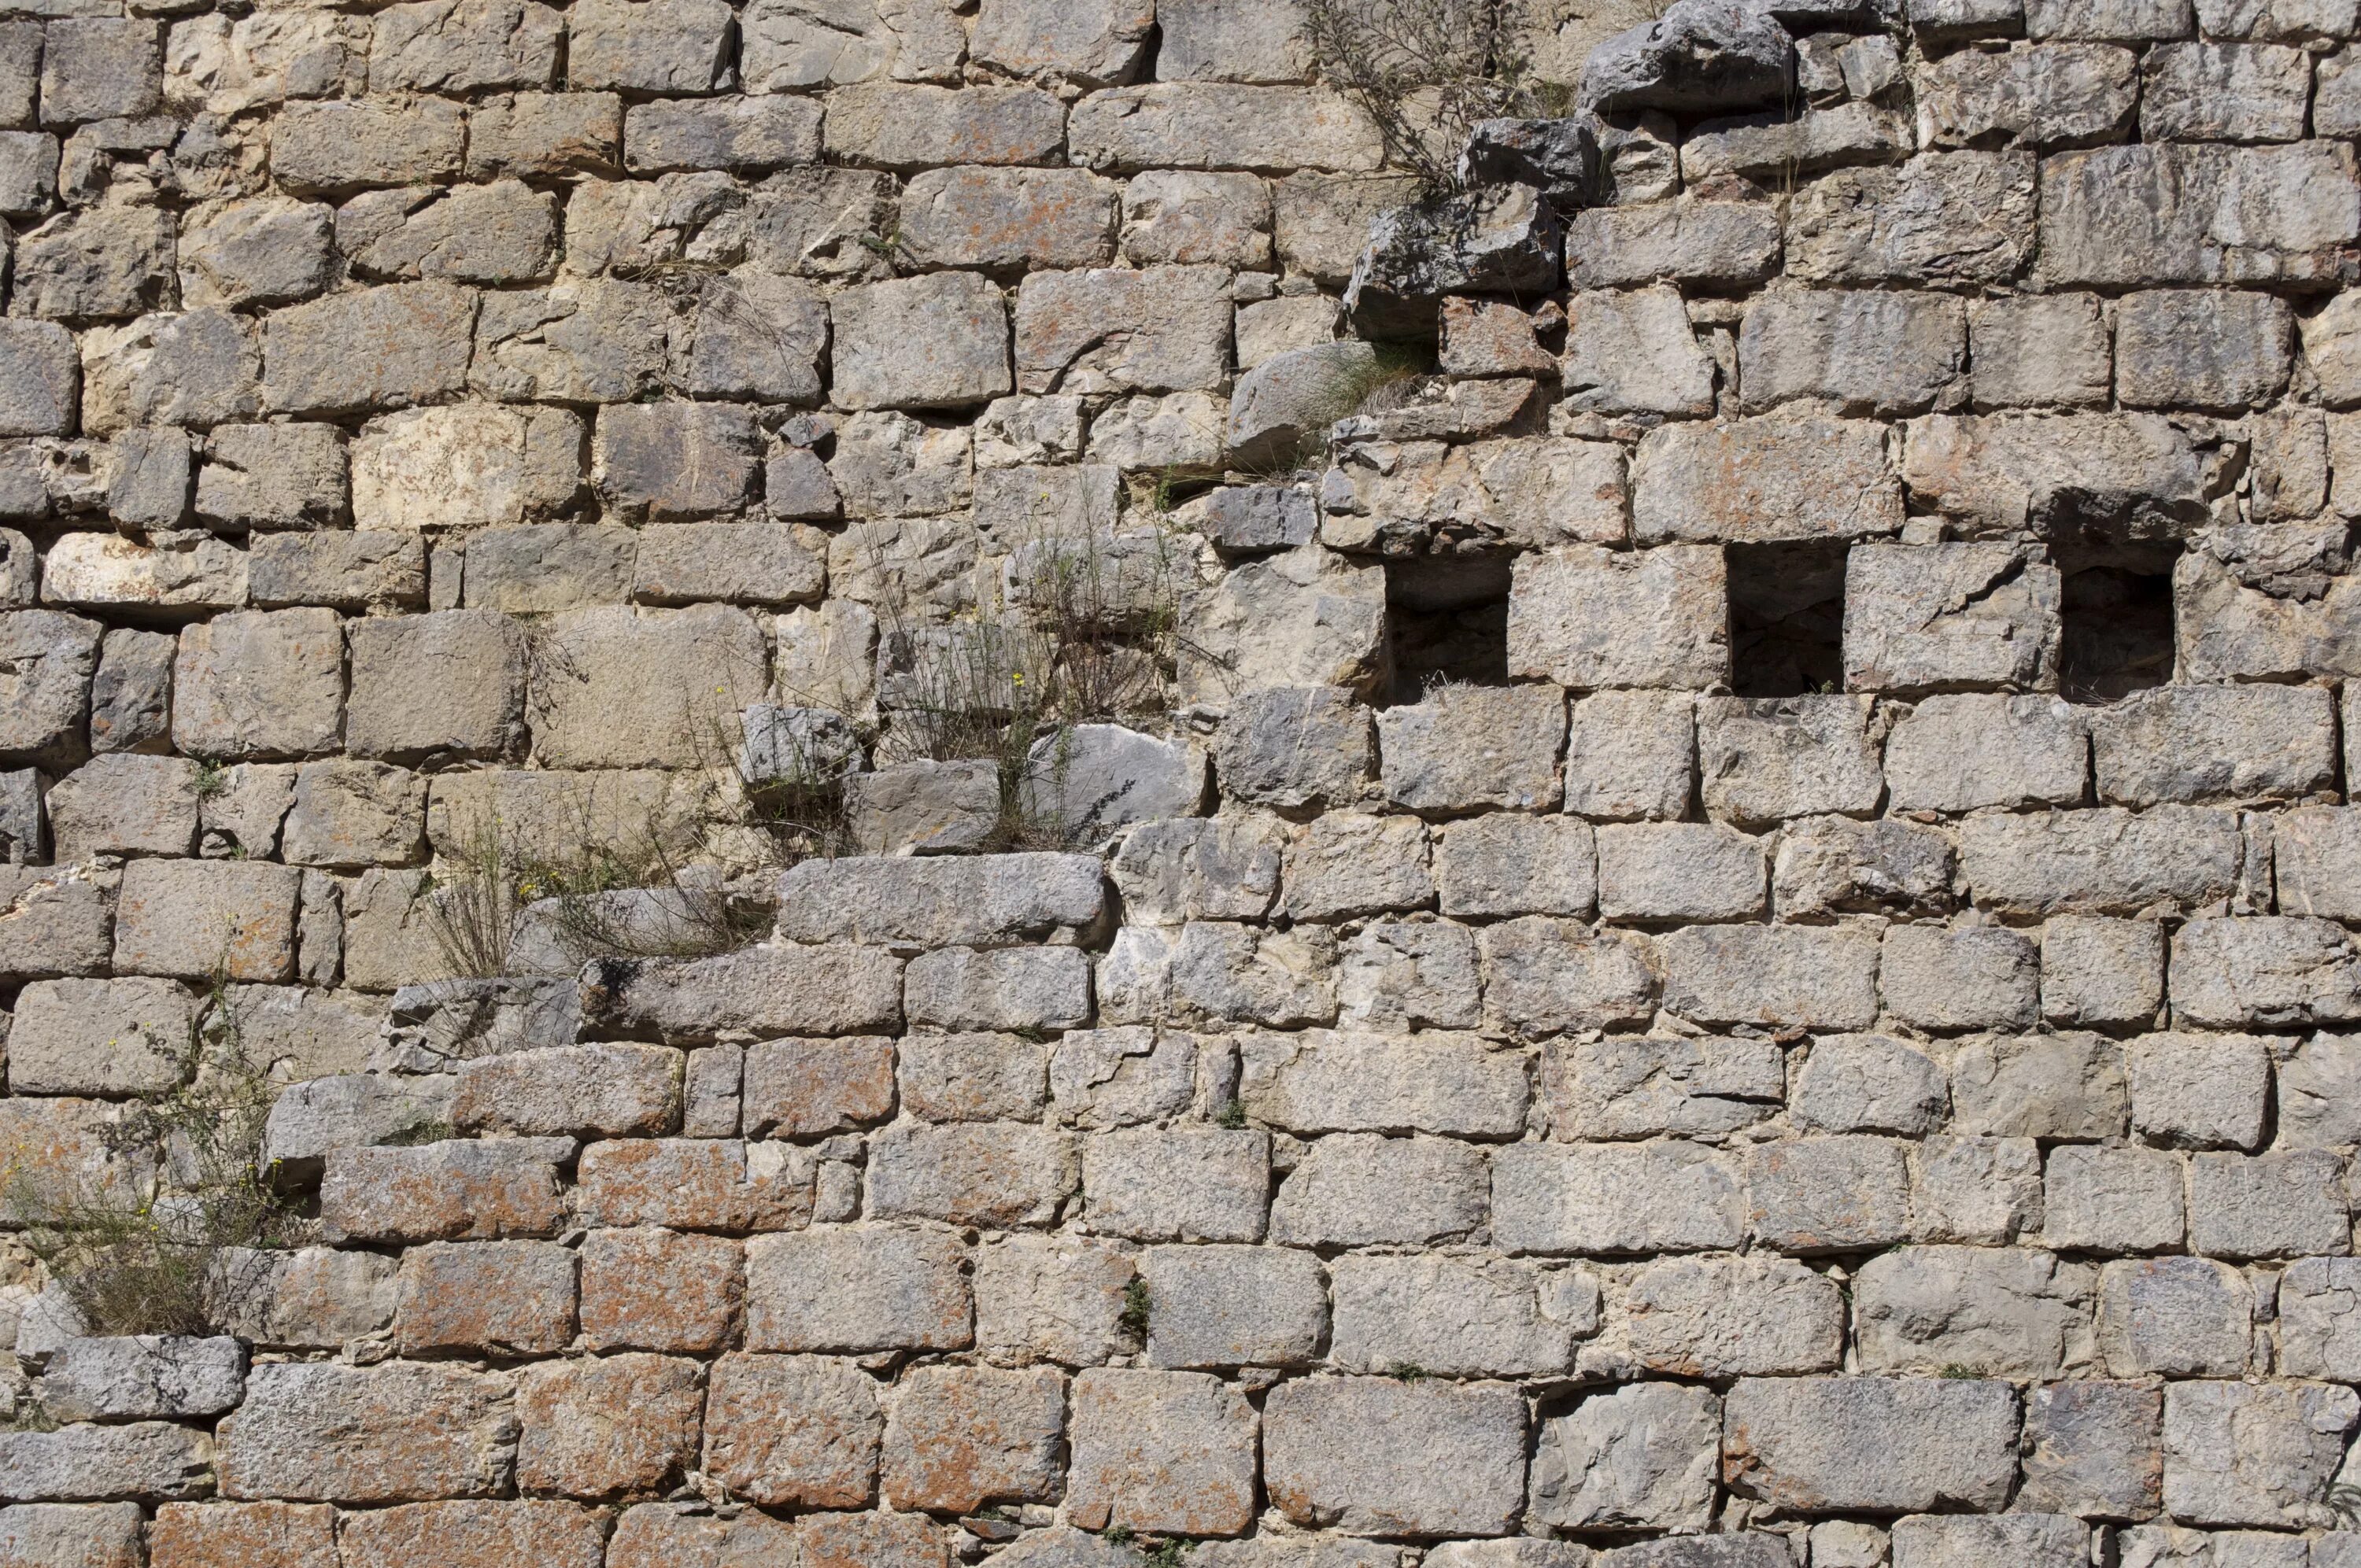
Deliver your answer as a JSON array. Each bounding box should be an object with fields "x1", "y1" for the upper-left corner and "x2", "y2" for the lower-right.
[
  {"x1": 2057, "y1": 544, "x2": 2176, "y2": 703},
  {"x1": 1727, "y1": 540, "x2": 1848, "y2": 698},
  {"x1": 1386, "y1": 553, "x2": 1512, "y2": 704}
]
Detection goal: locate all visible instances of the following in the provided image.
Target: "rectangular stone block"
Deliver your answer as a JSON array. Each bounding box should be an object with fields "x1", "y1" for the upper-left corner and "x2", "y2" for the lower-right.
[
  {"x1": 1959, "y1": 806, "x2": 2242, "y2": 914},
  {"x1": 217, "y1": 1361, "x2": 514, "y2": 1503},
  {"x1": 320, "y1": 1140, "x2": 567, "y2": 1244},
  {"x1": 745, "y1": 1225, "x2": 971, "y2": 1354},
  {"x1": 879, "y1": 1364, "x2": 1064, "y2": 1515},
  {"x1": 579, "y1": 1227, "x2": 741, "y2": 1356},
  {"x1": 1236, "y1": 1029, "x2": 1528, "y2": 1138},
  {"x1": 395, "y1": 1240, "x2": 576, "y2": 1357},
  {"x1": 1270, "y1": 1132, "x2": 1487, "y2": 1247},
  {"x1": 1493, "y1": 1141, "x2": 1743, "y2": 1255},
  {"x1": 574, "y1": 1138, "x2": 816, "y2": 1233},
  {"x1": 1083, "y1": 1126, "x2": 1265, "y2": 1242},
  {"x1": 1722, "y1": 1375, "x2": 2023, "y2": 1513},
  {"x1": 2038, "y1": 142, "x2": 2359, "y2": 286},
  {"x1": 1634, "y1": 411, "x2": 1902, "y2": 545},
  {"x1": 112, "y1": 858, "x2": 297, "y2": 983},
  {"x1": 867, "y1": 1122, "x2": 1071, "y2": 1228},
  {"x1": 1507, "y1": 544, "x2": 1729, "y2": 690},
  {"x1": 1263, "y1": 1377, "x2": 1526, "y2": 1539},
  {"x1": 1661, "y1": 925, "x2": 1881, "y2": 1030},
  {"x1": 1068, "y1": 1368, "x2": 1257, "y2": 1537},
  {"x1": 1843, "y1": 542, "x2": 2061, "y2": 693},
  {"x1": 581, "y1": 944, "x2": 903, "y2": 1042},
  {"x1": 1140, "y1": 1243, "x2": 1327, "y2": 1371}
]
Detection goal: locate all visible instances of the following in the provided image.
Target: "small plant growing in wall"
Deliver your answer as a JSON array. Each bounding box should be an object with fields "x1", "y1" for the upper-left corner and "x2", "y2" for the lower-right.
[
  {"x1": 1304, "y1": 0, "x2": 1548, "y2": 192},
  {"x1": 6, "y1": 975, "x2": 297, "y2": 1337}
]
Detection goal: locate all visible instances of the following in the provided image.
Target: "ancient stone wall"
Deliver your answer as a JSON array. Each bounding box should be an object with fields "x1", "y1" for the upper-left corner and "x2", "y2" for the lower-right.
[{"x1": 6, "y1": 0, "x2": 2361, "y2": 1562}]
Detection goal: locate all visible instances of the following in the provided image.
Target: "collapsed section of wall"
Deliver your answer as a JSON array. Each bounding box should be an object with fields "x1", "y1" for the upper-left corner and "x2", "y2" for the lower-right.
[{"x1": 5, "y1": 0, "x2": 2361, "y2": 1562}]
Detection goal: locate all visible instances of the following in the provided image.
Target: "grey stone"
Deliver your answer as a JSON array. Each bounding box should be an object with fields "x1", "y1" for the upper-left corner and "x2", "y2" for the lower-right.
[
  {"x1": 1916, "y1": 43, "x2": 2140, "y2": 151},
  {"x1": 1020, "y1": 724, "x2": 1205, "y2": 844},
  {"x1": 1084, "y1": 1126, "x2": 1265, "y2": 1242},
  {"x1": 843, "y1": 760, "x2": 1000, "y2": 856},
  {"x1": 1743, "y1": 1134, "x2": 1914, "y2": 1253},
  {"x1": 737, "y1": 0, "x2": 964, "y2": 89},
  {"x1": 44, "y1": 753, "x2": 198, "y2": 861},
  {"x1": 1202, "y1": 486, "x2": 1317, "y2": 556},
  {"x1": 1720, "y1": 1375, "x2": 2022, "y2": 1513},
  {"x1": 1889, "y1": 1517, "x2": 2090, "y2": 1568},
  {"x1": 1883, "y1": 924, "x2": 2038, "y2": 1031},
  {"x1": 745, "y1": 1225, "x2": 971, "y2": 1353},
  {"x1": 567, "y1": 0, "x2": 730, "y2": 92},
  {"x1": 899, "y1": 165, "x2": 1119, "y2": 271},
  {"x1": 0, "y1": 323, "x2": 78, "y2": 437},
  {"x1": 1376, "y1": 684, "x2": 1563, "y2": 814},
  {"x1": 1108, "y1": 815, "x2": 1284, "y2": 924},
  {"x1": 1562, "y1": 285, "x2": 1716, "y2": 418},
  {"x1": 1772, "y1": 816, "x2": 1955, "y2": 920},
  {"x1": 2278, "y1": 1258, "x2": 2361, "y2": 1381},
  {"x1": 1018, "y1": 264, "x2": 1229, "y2": 396},
  {"x1": 1047, "y1": 1026, "x2": 1198, "y2": 1128},
  {"x1": 1330, "y1": 1252, "x2": 1590, "y2": 1379},
  {"x1": 2186, "y1": 1149, "x2": 2350, "y2": 1259},
  {"x1": 1842, "y1": 543, "x2": 2060, "y2": 693},
  {"x1": 87, "y1": 628, "x2": 172, "y2": 758},
  {"x1": 1549, "y1": 1034, "x2": 1781, "y2": 1140},
  {"x1": 2019, "y1": 1379, "x2": 2164, "y2": 1520},
  {"x1": 1262, "y1": 1377, "x2": 1527, "y2": 1539},
  {"x1": 197, "y1": 422, "x2": 347, "y2": 529},
  {"x1": 1562, "y1": 691, "x2": 1694, "y2": 821},
  {"x1": 1434, "y1": 814, "x2": 1598, "y2": 919},
  {"x1": 1239, "y1": 1028, "x2": 1524, "y2": 1138},
  {"x1": 2097, "y1": 1255, "x2": 2253, "y2": 1377},
  {"x1": 1597, "y1": 822, "x2": 1764, "y2": 923},
  {"x1": 626, "y1": 97, "x2": 823, "y2": 173},
  {"x1": 1623, "y1": 1253, "x2": 1846, "y2": 1378},
  {"x1": 2039, "y1": 142, "x2": 2358, "y2": 287},
  {"x1": 905, "y1": 946, "x2": 1091, "y2": 1033},
  {"x1": 1580, "y1": 0, "x2": 1795, "y2": 113},
  {"x1": 0, "y1": 1503, "x2": 145, "y2": 1566},
  {"x1": 1635, "y1": 413, "x2": 1901, "y2": 548},
  {"x1": 1531, "y1": 1382, "x2": 1720, "y2": 1530},
  {"x1": 1343, "y1": 185, "x2": 1561, "y2": 340},
  {"x1": 2125, "y1": 1031, "x2": 2269, "y2": 1150},
  {"x1": 2042, "y1": 1143, "x2": 2185, "y2": 1252},
  {"x1": 1738, "y1": 289, "x2": 1964, "y2": 417},
  {"x1": 1662, "y1": 924, "x2": 1879, "y2": 1029},
  {"x1": 1971, "y1": 293, "x2": 2113, "y2": 408},
  {"x1": 1786, "y1": 151, "x2": 2038, "y2": 285},
  {"x1": 1855, "y1": 1244, "x2": 2094, "y2": 1378},
  {"x1": 1121, "y1": 170, "x2": 1271, "y2": 267},
  {"x1": 2093, "y1": 683, "x2": 2332, "y2": 805},
  {"x1": 1169, "y1": 921, "x2": 1339, "y2": 1028},
  {"x1": 592, "y1": 402, "x2": 760, "y2": 523},
  {"x1": 41, "y1": 20, "x2": 160, "y2": 127},
  {"x1": 1279, "y1": 811, "x2": 1431, "y2": 920},
  {"x1": 1566, "y1": 197, "x2": 1781, "y2": 290},
  {"x1": 1141, "y1": 1244, "x2": 1326, "y2": 1371},
  {"x1": 2141, "y1": 41, "x2": 2310, "y2": 141},
  {"x1": 0, "y1": 611, "x2": 100, "y2": 769},
  {"x1": 1067, "y1": 84, "x2": 1384, "y2": 175},
  {"x1": 775, "y1": 852, "x2": 1103, "y2": 950},
  {"x1": 1271, "y1": 1132, "x2": 1487, "y2": 1248},
  {"x1": 2041, "y1": 915, "x2": 2165, "y2": 1028},
  {"x1": 464, "y1": 92, "x2": 624, "y2": 179},
  {"x1": 975, "y1": 1234, "x2": 1132, "y2": 1365},
  {"x1": 1493, "y1": 1140, "x2": 1742, "y2": 1256},
  {"x1": 8, "y1": 976, "x2": 191, "y2": 1096},
  {"x1": 2171, "y1": 917, "x2": 2361, "y2": 1029},
  {"x1": 471, "y1": 280, "x2": 672, "y2": 405},
  {"x1": 1211, "y1": 685, "x2": 1372, "y2": 812},
  {"x1": 1959, "y1": 806, "x2": 2242, "y2": 915},
  {"x1": 2116, "y1": 290, "x2": 2292, "y2": 412},
  {"x1": 1792, "y1": 1035, "x2": 1948, "y2": 1135},
  {"x1": 826, "y1": 273, "x2": 1011, "y2": 413},
  {"x1": 2161, "y1": 1379, "x2": 2358, "y2": 1528},
  {"x1": 970, "y1": 0, "x2": 1154, "y2": 87},
  {"x1": 1508, "y1": 545, "x2": 1728, "y2": 691},
  {"x1": 1478, "y1": 917, "x2": 1659, "y2": 1037},
  {"x1": 2278, "y1": 1034, "x2": 2361, "y2": 1149},
  {"x1": 824, "y1": 79, "x2": 1068, "y2": 170},
  {"x1": 0, "y1": 1422, "x2": 212, "y2": 1503},
  {"x1": 1180, "y1": 544, "x2": 1387, "y2": 703}
]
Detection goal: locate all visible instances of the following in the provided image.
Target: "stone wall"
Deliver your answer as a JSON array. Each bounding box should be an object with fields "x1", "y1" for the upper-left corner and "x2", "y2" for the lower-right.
[{"x1": 5, "y1": 0, "x2": 2361, "y2": 1562}]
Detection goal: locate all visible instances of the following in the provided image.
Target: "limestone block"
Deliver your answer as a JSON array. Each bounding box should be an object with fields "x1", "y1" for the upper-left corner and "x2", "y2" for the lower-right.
[
  {"x1": 146, "y1": 1503, "x2": 331, "y2": 1568},
  {"x1": 1373, "y1": 684, "x2": 1563, "y2": 815},
  {"x1": 1720, "y1": 1375, "x2": 2022, "y2": 1513},
  {"x1": 46, "y1": 753, "x2": 198, "y2": 861},
  {"x1": 1883, "y1": 924, "x2": 2038, "y2": 1031},
  {"x1": 567, "y1": 0, "x2": 730, "y2": 92},
  {"x1": 1854, "y1": 1244, "x2": 2093, "y2": 1377},
  {"x1": 338, "y1": 180, "x2": 560, "y2": 288},
  {"x1": 10, "y1": 207, "x2": 174, "y2": 323},
  {"x1": 87, "y1": 628, "x2": 173, "y2": 756},
  {"x1": 1549, "y1": 1034, "x2": 1780, "y2": 1140},
  {"x1": 2091, "y1": 684, "x2": 2332, "y2": 805},
  {"x1": 216, "y1": 1361, "x2": 514, "y2": 1503},
  {"x1": 2124, "y1": 1032, "x2": 2268, "y2": 1150},
  {"x1": 1791, "y1": 1035, "x2": 1947, "y2": 1136},
  {"x1": 2041, "y1": 915, "x2": 2165, "y2": 1027},
  {"x1": 197, "y1": 422, "x2": 347, "y2": 529},
  {"x1": 1156, "y1": 0, "x2": 1314, "y2": 81},
  {"x1": 1738, "y1": 290, "x2": 1967, "y2": 416},
  {"x1": 2171, "y1": 916, "x2": 2361, "y2": 1029},
  {"x1": 880, "y1": 1364, "x2": 1064, "y2": 1514},
  {"x1": 1890, "y1": 1517, "x2": 2089, "y2": 1568},
  {"x1": 346, "y1": 611, "x2": 528, "y2": 763},
  {"x1": 464, "y1": 93, "x2": 623, "y2": 178},
  {"x1": 1903, "y1": 410, "x2": 2231, "y2": 537},
  {"x1": 745, "y1": 1226, "x2": 970, "y2": 1354},
  {"x1": 260, "y1": 287, "x2": 471, "y2": 433},
  {"x1": 828, "y1": 271, "x2": 1010, "y2": 411},
  {"x1": 1743, "y1": 1135, "x2": 1913, "y2": 1253},
  {"x1": 471, "y1": 280, "x2": 672, "y2": 404},
  {"x1": 1433, "y1": 815, "x2": 1598, "y2": 919},
  {"x1": 1068, "y1": 84, "x2": 1384, "y2": 173},
  {"x1": 1661, "y1": 924, "x2": 1880, "y2": 1030},
  {"x1": 2019, "y1": 1379, "x2": 2163, "y2": 1520},
  {"x1": 1240, "y1": 1029, "x2": 1525, "y2": 1138},
  {"x1": 1270, "y1": 1131, "x2": 1487, "y2": 1247},
  {"x1": 623, "y1": 98, "x2": 826, "y2": 172},
  {"x1": 822, "y1": 82, "x2": 1068, "y2": 170},
  {"x1": 2038, "y1": 142, "x2": 2358, "y2": 286},
  {"x1": 1170, "y1": 921, "x2": 1339, "y2": 1028},
  {"x1": 1968, "y1": 293, "x2": 2113, "y2": 409},
  {"x1": 2115, "y1": 289, "x2": 2293, "y2": 411},
  {"x1": 1912, "y1": 1133, "x2": 2046, "y2": 1245},
  {"x1": 2042, "y1": 1144, "x2": 2185, "y2": 1252},
  {"x1": 1959, "y1": 806, "x2": 2242, "y2": 915},
  {"x1": 737, "y1": 0, "x2": 963, "y2": 88},
  {"x1": 1016, "y1": 264, "x2": 1229, "y2": 397},
  {"x1": 526, "y1": 604, "x2": 764, "y2": 769},
  {"x1": 970, "y1": 0, "x2": 1155, "y2": 87},
  {"x1": 1842, "y1": 543, "x2": 2060, "y2": 693},
  {"x1": 0, "y1": 869, "x2": 116, "y2": 983},
  {"x1": 1321, "y1": 434, "x2": 1624, "y2": 552},
  {"x1": 1263, "y1": 1377, "x2": 1526, "y2": 1538},
  {"x1": 700, "y1": 1352, "x2": 881, "y2": 1511},
  {"x1": 1580, "y1": 0, "x2": 1793, "y2": 113},
  {"x1": 1785, "y1": 151, "x2": 2038, "y2": 284},
  {"x1": 1066, "y1": 1369, "x2": 1256, "y2": 1537},
  {"x1": 1507, "y1": 545, "x2": 1728, "y2": 691},
  {"x1": 0, "y1": 1423, "x2": 212, "y2": 1504},
  {"x1": 1493, "y1": 1140, "x2": 1741, "y2": 1255},
  {"x1": 1565, "y1": 198, "x2": 1783, "y2": 290},
  {"x1": 2187, "y1": 1149, "x2": 2350, "y2": 1259},
  {"x1": 1478, "y1": 917, "x2": 1660, "y2": 1036},
  {"x1": 1530, "y1": 1382, "x2": 1720, "y2": 1531},
  {"x1": 9, "y1": 976, "x2": 190, "y2": 1095},
  {"x1": 2097, "y1": 1255, "x2": 2253, "y2": 1377},
  {"x1": 1916, "y1": 43, "x2": 2139, "y2": 150},
  {"x1": 1597, "y1": 822, "x2": 1764, "y2": 922},
  {"x1": 1328, "y1": 1253, "x2": 1589, "y2": 1380},
  {"x1": 1084, "y1": 1126, "x2": 1265, "y2": 1242},
  {"x1": 113, "y1": 857, "x2": 296, "y2": 983},
  {"x1": 1086, "y1": 389, "x2": 1226, "y2": 470},
  {"x1": 0, "y1": 323, "x2": 76, "y2": 438},
  {"x1": 2141, "y1": 41, "x2": 2309, "y2": 141},
  {"x1": 1182, "y1": 545, "x2": 1387, "y2": 703},
  {"x1": 1624, "y1": 1253, "x2": 1846, "y2": 1377},
  {"x1": 2162, "y1": 1379, "x2": 2358, "y2": 1528},
  {"x1": 513, "y1": 1352, "x2": 701, "y2": 1501},
  {"x1": 1634, "y1": 413, "x2": 1901, "y2": 546},
  {"x1": 1141, "y1": 1244, "x2": 1325, "y2": 1371},
  {"x1": 1280, "y1": 812, "x2": 1432, "y2": 920},
  {"x1": 1561, "y1": 285, "x2": 1716, "y2": 417},
  {"x1": 900, "y1": 166, "x2": 1119, "y2": 271},
  {"x1": 349, "y1": 405, "x2": 580, "y2": 531},
  {"x1": 974, "y1": 1234, "x2": 1132, "y2": 1363},
  {"x1": 1561, "y1": 690, "x2": 1694, "y2": 821},
  {"x1": 1210, "y1": 685, "x2": 1373, "y2": 811},
  {"x1": 395, "y1": 1239, "x2": 576, "y2": 1357},
  {"x1": 1773, "y1": 816, "x2": 1955, "y2": 921}
]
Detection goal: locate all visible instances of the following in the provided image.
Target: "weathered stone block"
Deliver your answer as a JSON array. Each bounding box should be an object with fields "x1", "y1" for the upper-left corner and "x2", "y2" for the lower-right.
[
  {"x1": 2097, "y1": 1255, "x2": 2252, "y2": 1377},
  {"x1": 1330, "y1": 1253, "x2": 1589, "y2": 1379},
  {"x1": 746, "y1": 1226, "x2": 971, "y2": 1354},
  {"x1": 700, "y1": 1352, "x2": 880, "y2": 1511},
  {"x1": 775, "y1": 853, "x2": 1103, "y2": 950},
  {"x1": 1376, "y1": 684, "x2": 1564, "y2": 814},
  {"x1": 2162, "y1": 1379, "x2": 2358, "y2": 1528},
  {"x1": 1661, "y1": 924, "x2": 1879, "y2": 1030},
  {"x1": 1959, "y1": 806, "x2": 2242, "y2": 914},
  {"x1": 1883, "y1": 924, "x2": 2038, "y2": 1031},
  {"x1": 1272, "y1": 1131, "x2": 1487, "y2": 1247},
  {"x1": 1624, "y1": 1253, "x2": 1846, "y2": 1378},
  {"x1": 2125, "y1": 1031, "x2": 2269, "y2": 1150},
  {"x1": 1786, "y1": 151, "x2": 2038, "y2": 284},
  {"x1": 1722, "y1": 1375, "x2": 2022, "y2": 1513},
  {"x1": 1494, "y1": 1140, "x2": 1741, "y2": 1256},
  {"x1": 1264, "y1": 1377, "x2": 1526, "y2": 1538},
  {"x1": 1140, "y1": 1243, "x2": 1326, "y2": 1371},
  {"x1": 1069, "y1": 83, "x2": 1383, "y2": 173},
  {"x1": 515, "y1": 1353, "x2": 701, "y2": 1500},
  {"x1": 1597, "y1": 822, "x2": 1764, "y2": 923},
  {"x1": 216, "y1": 1362, "x2": 514, "y2": 1503},
  {"x1": 9, "y1": 976, "x2": 191, "y2": 1095},
  {"x1": 1509, "y1": 545, "x2": 1728, "y2": 691},
  {"x1": 579, "y1": 1227, "x2": 741, "y2": 1355},
  {"x1": 171, "y1": 608, "x2": 342, "y2": 761},
  {"x1": 2042, "y1": 1143, "x2": 2185, "y2": 1252},
  {"x1": 1210, "y1": 685, "x2": 1373, "y2": 811},
  {"x1": 395, "y1": 1240, "x2": 575, "y2": 1357},
  {"x1": 2187, "y1": 1149, "x2": 2350, "y2": 1259},
  {"x1": 2039, "y1": 142, "x2": 2358, "y2": 286},
  {"x1": 880, "y1": 1364, "x2": 1064, "y2": 1515},
  {"x1": 2042, "y1": 915, "x2": 2166, "y2": 1028},
  {"x1": 1067, "y1": 1368, "x2": 1256, "y2": 1537},
  {"x1": 320, "y1": 1141, "x2": 567, "y2": 1244},
  {"x1": 113, "y1": 857, "x2": 297, "y2": 983}
]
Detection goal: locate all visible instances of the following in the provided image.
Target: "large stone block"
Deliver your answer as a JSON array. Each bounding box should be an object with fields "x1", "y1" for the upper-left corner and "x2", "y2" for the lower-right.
[
  {"x1": 1066, "y1": 1368, "x2": 1256, "y2": 1537},
  {"x1": 2162, "y1": 1379, "x2": 2358, "y2": 1528},
  {"x1": 349, "y1": 405, "x2": 579, "y2": 532},
  {"x1": 2171, "y1": 916, "x2": 2361, "y2": 1029},
  {"x1": 900, "y1": 166, "x2": 1119, "y2": 271},
  {"x1": 216, "y1": 1362, "x2": 514, "y2": 1503},
  {"x1": 1661, "y1": 924, "x2": 1880, "y2": 1030},
  {"x1": 879, "y1": 1364, "x2": 1064, "y2": 1515},
  {"x1": 2097, "y1": 1255, "x2": 2253, "y2": 1377},
  {"x1": 1743, "y1": 1135, "x2": 1915, "y2": 1253},
  {"x1": 526, "y1": 604, "x2": 764, "y2": 769},
  {"x1": 1634, "y1": 412, "x2": 1901, "y2": 545},
  {"x1": 2039, "y1": 142, "x2": 2359, "y2": 286},
  {"x1": 1624, "y1": 1253, "x2": 1846, "y2": 1377},
  {"x1": 1238, "y1": 1029, "x2": 1526, "y2": 1138},
  {"x1": 1856, "y1": 1244, "x2": 2095, "y2": 1378},
  {"x1": 1140, "y1": 1244, "x2": 1325, "y2": 1371},
  {"x1": 1722, "y1": 1375, "x2": 2022, "y2": 1513},
  {"x1": 1016, "y1": 264, "x2": 1229, "y2": 396},
  {"x1": 1493, "y1": 1141, "x2": 1742, "y2": 1255},
  {"x1": 829, "y1": 271, "x2": 1011, "y2": 411},
  {"x1": 171, "y1": 609, "x2": 342, "y2": 761},
  {"x1": 1376, "y1": 684, "x2": 1565, "y2": 813},
  {"x1": 578, "y1": 1227, "x2": 741, "y2": 1355},
  {"x1": 1263, "y1": 1377, "x2": 1526, "y2": 1538},
  {"x1": 1530, "y1": 1382, "x2": 1719, "y2": 1532},
  {"x1": 1182, "y1": 545, "x2": 1387, "y2": 703},
  {"x1": 1960, "y1": 806, "x2": 2242, "y2": 914},
  {"x1": 0, "y1": 1423, "x2": 211, "y2": 1503},
  {"x1": 1738, "y1": 289, "x2": 1968, "y2": 416},
  {"x1": 776, "y1": 853, "x2": 1104, "y2": 950},
  {"x1": 822, "y1": 81, "x2": 1067, "y2": 169},
  {"x1": 700, "y1": 1353, "x2": 881, "y2": 1511},
  {"x1": 1068, "y1": 83, "x2": 1383, "y2": 172},
  {"x1": 515, "y1": 1353, "x2": 700, "y2": 1501},
  {"x1": 261, "y1": 282, "x2": 475, "y2": 415},
  {"x1": 146, "y1": 1502, "x2": 335, "y2": 1568},
  {"x1": 1328, "y1": 1253, "x2": 1590, "y2": 1379},
  {"x1": 9, "y1": 976, "x2": 191, "y2": 1095},
  {"x1": 1843, "y1": 543, "x2": 2060, "y2": 693},
  {"x1": 1270, "y1": 1131, "x2": 1487, "y2": 1247},
  {"x1": 1786, "y1": 151, "x2": 2038, "y2": 283},
  {"x1": 113, "y1": 858, "x2": 297, "y2": 982},
  {"x1": 1566, "y1": 198, "x2": 1782, "y2": 289},
  {"x1": 1508, "y1": 544, "x2": 1727, "y2": 690},
  {"x1": 1549, "y1": 1034, "x2": 1781, "y2": 1140}
]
